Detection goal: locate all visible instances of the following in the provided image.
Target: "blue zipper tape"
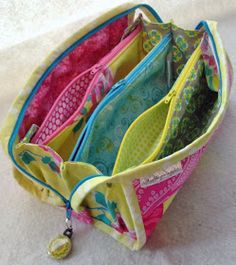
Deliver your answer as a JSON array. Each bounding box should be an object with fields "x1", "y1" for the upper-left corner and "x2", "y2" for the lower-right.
[
  {"x1": 7, "y1": 8, "x2": 223, "y2": 205},
  {"x1": 71, "y1": 33, "x2": 172, "y2": 161},
  {"x1": 8, "y1": 4, "x2": 162, "y2": 203}
]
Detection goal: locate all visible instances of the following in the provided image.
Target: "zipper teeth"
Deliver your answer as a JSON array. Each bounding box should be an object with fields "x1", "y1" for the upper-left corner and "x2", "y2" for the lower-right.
[
  {"x1": 125, "y1": 33, "x2": 172, "y2": 85},
  {"x1": 72, "y1": 33, "x2": 172, "y2": 161},
  {"x1": 144, "y1": 46, "x2": 202, "y2": 163},
  {"x1": 33, "y1": 67, "x2": 94, "y2": 144},
  {"x1": 46, "y1": 71, "x2": 102, "y2": 145},
  {"x1": 9, "y1": 3, "x2": 163, "y2": 153},
  {"x1": 108, "y1": 33, "x2": 172, "y2": 97},
  {"x1": 101, "y1": 32, "x2": 172, "y2": 97},
  {"x1": 35, "y1": 28, "x2": 143, "y2": 144},
  {"x1": 167, "y1": 47, "x2": 201, "y2": 110},
  {"x1": 7, "y1": 7, "x2": 221, "y2": 205},
  {"x1": 69, "y1": 174, "x2": 103, "y2": 202},
  {"x1": 8, "y1": 4, "x2": 162, "y2": 203}
]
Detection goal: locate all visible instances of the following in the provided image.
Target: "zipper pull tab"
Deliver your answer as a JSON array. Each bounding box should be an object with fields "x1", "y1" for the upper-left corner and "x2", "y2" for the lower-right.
[
  {"x1": 22, "y1": 124, "x2": 39, "y2": 143},
  {"x1": 121, "y1": 13, "x2": 143, "y2": 41},
  {"x1": 165, "y1": 89, "x2": 177, "y2": 104},
  {"x1": 91, "y1": 64, "x2": 103, "y2": 75},
  {"x1": 166, "y1": 51, "x2": 173, "y2": 89},
  {"x1": 109, "y1": 79, "x2": 126, "y2": 94},
  {"x1": 47, "y1": 202, "x2": 73, "y2": 260}
]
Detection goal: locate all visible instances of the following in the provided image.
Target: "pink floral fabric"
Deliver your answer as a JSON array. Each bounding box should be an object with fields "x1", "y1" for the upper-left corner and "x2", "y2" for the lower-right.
[
  {"x1": 19, "y1": 16, "x2": 128, "y2": 139},
  {"x1": 200, "y1": 32, "x2": 220, "y2": 92},
  {"x1": 72, "y1": 209, "x2": 93, "y2": 224}
]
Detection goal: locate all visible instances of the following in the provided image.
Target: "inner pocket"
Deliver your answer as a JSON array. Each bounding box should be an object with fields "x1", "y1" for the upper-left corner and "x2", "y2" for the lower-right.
[
  {"x1": 113, "y1": 44, "x2": 219, "y2": 174},
  {"x1": 156, "y1": 60, "x2": 219, "y2": 160},
  {"x1": 74, "y1": 21, "x2": 204, "y2": 175},
  {"x1": 33, "y1": 26, "x2": 147, "y2": 160},
  {"x1": 31, "y1": 25, "x2": 143, "y2": 145},
  {"x1": 18, "y1": 16, "x2": 129, "y2": 140}
]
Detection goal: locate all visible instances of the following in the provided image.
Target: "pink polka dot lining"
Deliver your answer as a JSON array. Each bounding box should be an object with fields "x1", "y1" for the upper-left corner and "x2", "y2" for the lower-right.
[
  {"x1": 32, "y1": 66, "x2": 114, "y2": 144},
  {"x1": 19, "y1": 16, "x2": 128, "y2": 140},
  {"x1": 32, "y1": 70, "x2": 94, "y2": 144}
]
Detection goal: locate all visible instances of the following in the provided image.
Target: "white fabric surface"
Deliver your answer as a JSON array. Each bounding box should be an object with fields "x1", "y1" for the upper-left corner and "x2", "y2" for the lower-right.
[{"x1": 0, "y1": 1, "x2": 236, "y2": 264}]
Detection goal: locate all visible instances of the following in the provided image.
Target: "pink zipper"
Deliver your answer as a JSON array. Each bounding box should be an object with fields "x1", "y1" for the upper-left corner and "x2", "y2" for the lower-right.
[{"x1": 31, "y1": 24, "x2": 142, "y2": 145}]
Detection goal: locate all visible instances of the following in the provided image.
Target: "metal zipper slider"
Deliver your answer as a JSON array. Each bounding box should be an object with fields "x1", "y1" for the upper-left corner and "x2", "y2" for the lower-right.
[
  {"x1": 121, "y1": 13, "x2": 143, "y2": 41},
  {"x1": 165, "y1": 89, "x2": 177, "y2": 104},
  {"x1": 91, "y1": 64, "x2": 103, "y2": 74}
]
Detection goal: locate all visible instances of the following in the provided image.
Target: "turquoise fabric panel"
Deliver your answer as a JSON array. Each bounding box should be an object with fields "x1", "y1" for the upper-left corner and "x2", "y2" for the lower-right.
[{"x1": 76, "y1": 42, "x2": 172, "y2": 175}]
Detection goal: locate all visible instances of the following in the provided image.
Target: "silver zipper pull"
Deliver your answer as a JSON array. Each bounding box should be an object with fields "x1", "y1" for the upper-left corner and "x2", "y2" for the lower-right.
[{"x1": 121, "y1": 13, "x2": 143, "y2": 41}]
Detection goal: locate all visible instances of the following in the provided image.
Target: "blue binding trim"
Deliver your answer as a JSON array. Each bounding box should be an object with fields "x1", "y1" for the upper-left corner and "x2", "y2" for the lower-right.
[
  {"x1": 69, "y1": 174, "x2": 103, "y2": 202},
  {"x1": 8, "y1": 4, "x2": 161, "y2": 202},
  {"x1": 71, "y1": 33, "x2": 172, "y2": 161}
]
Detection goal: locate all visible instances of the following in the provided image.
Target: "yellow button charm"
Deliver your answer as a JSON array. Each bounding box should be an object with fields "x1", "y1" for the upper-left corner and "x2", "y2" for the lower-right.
[{"x1": 48, "y1": 234, "x2": 72, "y2": 260}]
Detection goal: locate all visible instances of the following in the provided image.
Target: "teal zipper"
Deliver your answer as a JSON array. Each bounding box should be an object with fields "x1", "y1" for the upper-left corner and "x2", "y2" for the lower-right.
[
  {"x1": 71, "y1": 32, "x2": 172, "y2": 161},
  {"x1": 71, "y1": 21, "x2": 224, "y2": 162},
  {"x1": 7, "y1": 4, "x2": 162, "y2": 204},
  {"x1": 68, "y1": 174, "x2": 103, "y2": 202}
]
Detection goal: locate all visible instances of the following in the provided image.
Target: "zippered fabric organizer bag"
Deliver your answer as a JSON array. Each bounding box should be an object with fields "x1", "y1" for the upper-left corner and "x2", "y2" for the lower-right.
[{"x1": 1, "y1": 3, "x2": 233, "y2": 258}]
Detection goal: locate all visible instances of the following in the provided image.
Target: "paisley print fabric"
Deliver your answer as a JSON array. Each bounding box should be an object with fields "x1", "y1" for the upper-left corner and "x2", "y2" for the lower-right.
[
  {"x1": 75, "y1": 19, "x2": 222, "y2": 175},
  {"x1": 1, "y1": 1, "x2": 231, "y2": 251},
  {"x1": 133, "y1": 146, "x2": 206, "y2": 238}
]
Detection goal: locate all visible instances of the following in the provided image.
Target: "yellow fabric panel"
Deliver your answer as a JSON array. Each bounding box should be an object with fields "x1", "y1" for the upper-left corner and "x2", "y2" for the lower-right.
[
  {"x1": 113, "y1": 98, "x2": 169, "y2": 174},
  {"x1": 110, "y1": 31, "x2": 145, "y2": 83},
  {"x1": 47, "y1": 115, "x2": 87, "y2": 160},
  {"x1": 113, "y1": 45, "x2": 202, "y2": 174},
  {"x1": 163, "y1": 193, "x2": 177, "y2": 213}
]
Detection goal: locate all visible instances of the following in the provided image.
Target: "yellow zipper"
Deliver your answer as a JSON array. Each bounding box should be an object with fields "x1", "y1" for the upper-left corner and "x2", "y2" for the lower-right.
[
  {"x1": 144, "y1": 45, "x2": 202, "y2": 163},
  {"x1": 113, "y1": 44, "x2": 202, "y2": 174},
  {"x1": 164, "y1": 89, "x2": 177, "y2": 104}
]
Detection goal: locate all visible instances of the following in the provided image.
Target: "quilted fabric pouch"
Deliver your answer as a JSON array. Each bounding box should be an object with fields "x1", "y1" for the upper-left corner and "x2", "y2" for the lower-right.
[{"x1": 0, "y1": 3, "x2": 233, "y2": 258}]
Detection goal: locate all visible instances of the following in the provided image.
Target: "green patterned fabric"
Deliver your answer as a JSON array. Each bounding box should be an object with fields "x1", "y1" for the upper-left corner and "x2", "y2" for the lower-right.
[
  {"x1": 157, "y1": 58, "x2": 219, "y2": 159},
  {"x1": 142, "y1": 21, "x2": 203, "y2": 80},
  {"x1": 74, "y1": 20, "x2": 207, "y2": 175}
]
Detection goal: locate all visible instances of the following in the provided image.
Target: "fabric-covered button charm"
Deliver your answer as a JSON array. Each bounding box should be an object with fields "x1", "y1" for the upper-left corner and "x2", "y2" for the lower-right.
[
  {"x1": 48, "y1": 233, "x2": 72, "y2": 260},
  {"x1": 48, "y1": 204, "x2": 73, "y2": 260}
]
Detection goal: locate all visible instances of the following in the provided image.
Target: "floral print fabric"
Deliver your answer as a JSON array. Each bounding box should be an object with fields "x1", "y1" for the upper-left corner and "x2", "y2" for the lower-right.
[
  {"x1": 19, "y1": 16, "x2": 128, "y2": 139},
  {"x1": 142, "y1": 20, "x2": 203, "y2": 80}
]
